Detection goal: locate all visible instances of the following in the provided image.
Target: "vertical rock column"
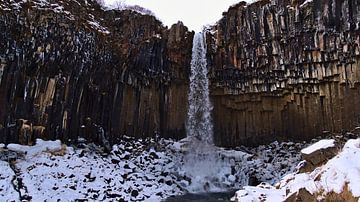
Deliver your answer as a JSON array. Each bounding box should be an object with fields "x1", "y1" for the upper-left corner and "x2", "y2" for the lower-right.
[{"x1": 207, "y1": 0, "x2": 360, "y2": 147}]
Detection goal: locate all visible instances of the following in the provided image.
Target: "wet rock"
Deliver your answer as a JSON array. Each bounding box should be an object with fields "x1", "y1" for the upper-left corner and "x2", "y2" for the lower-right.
[
  {"x1": 165, "y1": 180, "x2": 173, "y2": 186},
  {"x1": 285, "y1": 187, "x2": 316, "y2": 202},
  {"x1": 131, "y1": 189, "x2": 139, "y2": 197},
  {"x1": 111, "y1": 158, "x2": 120, "y2": 164},
  {"x1": 248, "y1": 174, "x2": 261, "y2": 186},
  {"x1": 149, "y1": 151, "x2": 159, "y2": 159}
]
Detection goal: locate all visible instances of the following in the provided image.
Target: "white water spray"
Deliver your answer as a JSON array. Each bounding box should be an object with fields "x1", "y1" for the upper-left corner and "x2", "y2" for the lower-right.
[
  {"x1": 181, "y1": 32, "x2": 221, "y2": 192},
  {"x1": 187, "y1": 32, "x2": 213, "y2": 145},
  {"x1": 172, "y1": 32, "x2": 248, "y2": 194},
  {"x1": 177, "y1": 32, "x2": 247, "y2": 193}
]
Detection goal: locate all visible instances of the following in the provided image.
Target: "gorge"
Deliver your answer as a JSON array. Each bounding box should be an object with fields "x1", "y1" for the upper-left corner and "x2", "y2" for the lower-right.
[{"x1": 0, "y1": 0, "x2": 360, "y2": 201}]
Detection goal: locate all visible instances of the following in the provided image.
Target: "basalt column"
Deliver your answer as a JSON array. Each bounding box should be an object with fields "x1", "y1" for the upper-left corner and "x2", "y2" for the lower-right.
[
  {"x1": 0, "y1": 0, "x2": 193, "y2": 145},
  {"x1": 207, "y1": 0, "x2": 360, "y2": 147}
]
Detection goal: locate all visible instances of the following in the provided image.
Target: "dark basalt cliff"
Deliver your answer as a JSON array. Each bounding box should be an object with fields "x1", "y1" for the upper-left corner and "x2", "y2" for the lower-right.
[
  {"x1": 208, "y1": 0, "x2": 360, "y2": 146},
  {"x1": 1, "y1": 0, "x2": 360, "y2": 148},
  {"x1": 0, "y1": 0, "x2": 193, "y2": 145}
]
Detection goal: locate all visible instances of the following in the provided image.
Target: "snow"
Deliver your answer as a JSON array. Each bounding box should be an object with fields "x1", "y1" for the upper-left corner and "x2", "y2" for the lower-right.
[
  {"x1": 300, "y1": 0, "x2": 313, "y2": 7},
  {"x1": 0, "y1": 0, "x2": 109, "y2": 34},
  {"x1": 301, "y1": 139, "x2": 335, "y2": 155},
  {"x1": 7, "y1": 136, "x2": 358, "y2": 201},
  {"x1": 319, "y1": 138, "x2": 360, "y2": 197},
  {"x1": 233, "y1": 138, "x2": 360, "y2": 201},
  {"x1": 0, "y1": 161, "x2": 18, "y2": 200},
  {"x1": 0, "y1": 137, "x2": 307, "y2": 201},
  {"x1": 87, "y1": 20, "x2": 110, "y2": 35},
  {"x1": 232, "y1": 183, "x2": 284, "y2": 202},
  {"x1": 7, "y1": 139, "x2": 63, "y2": 157},
  {"x1": 2, "y1": 139, "x2": 183, "y2": 201},
  {"x1": 277, "y1": 172, "x2": 318, "y2": 195}
]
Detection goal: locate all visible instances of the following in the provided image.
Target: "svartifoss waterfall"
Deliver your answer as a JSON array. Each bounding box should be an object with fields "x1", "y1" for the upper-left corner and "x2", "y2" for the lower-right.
[
  {"x1": 176, "y1": 32, "x2": 247, "y2": 194},
  {"x1": 187, "y1": 32, "x2": 213, "y2": 145},
  {"x1": 182, "y1": 32, "x2": 221, "y2": 192}
]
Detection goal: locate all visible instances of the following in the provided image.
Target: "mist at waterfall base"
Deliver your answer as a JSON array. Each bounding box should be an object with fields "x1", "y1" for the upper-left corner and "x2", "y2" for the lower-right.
[{"x1": 175, "y1": 32, "x2": 244, "y2": 194}]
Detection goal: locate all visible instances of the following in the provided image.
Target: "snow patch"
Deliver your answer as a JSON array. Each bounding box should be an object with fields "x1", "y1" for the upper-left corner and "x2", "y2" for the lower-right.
[
  {"x1": 232, "y1": 183, "x2": 284, "y2": 202},
  {"x1": 87, "y1": 20, "x2": 111, "y2": 34},
  {"x1": 7, "y1": 139, "x2": 62, "y2": 157},
  {"x1": 301, "y1": 139, "x2": 335, "y2": 155},
  {"x1": 0, "y1": 161, "x2": 18, "y2": 200},
  {"x1": 300, "y1": 0, "x2": 313, "y2": 7}
]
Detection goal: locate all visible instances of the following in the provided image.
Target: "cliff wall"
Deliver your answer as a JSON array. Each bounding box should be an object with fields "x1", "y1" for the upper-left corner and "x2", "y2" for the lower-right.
[
  {"x1": 208, "y1": 0, "x2": 360, "y2": 146},
  {"x1": 0, "y1": 0, "x2": 193, "y2": 144},
  {"x1": 2, "y1": 0, "x2": 360, "y2": 147}
]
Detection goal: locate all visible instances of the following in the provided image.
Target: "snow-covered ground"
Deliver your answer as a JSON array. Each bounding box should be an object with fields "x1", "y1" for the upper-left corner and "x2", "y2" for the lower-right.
[
  {"x1": 1, "y1": 138, "x2": 182, "y2": 201},
  {"x1": 0, "y1": 137, "x2": 308, "y2": 201},
  {"x1": 232, "y1": 138, "x2": 360, "y2": 201},
  {"x1": 0, "y1": 161, "x2": 18, "y2": 200}
]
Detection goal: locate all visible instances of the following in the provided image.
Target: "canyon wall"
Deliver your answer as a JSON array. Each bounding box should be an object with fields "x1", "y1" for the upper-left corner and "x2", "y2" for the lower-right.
[
  {"x1": 2, "y1": 0, "x2": 360, "y2": 147},
  {"x1": 208, "y1": 0, "x2": 360, "y2": 146},
  {"x1": 0, "y1": 0, "x2": 193, "y2": 145}
]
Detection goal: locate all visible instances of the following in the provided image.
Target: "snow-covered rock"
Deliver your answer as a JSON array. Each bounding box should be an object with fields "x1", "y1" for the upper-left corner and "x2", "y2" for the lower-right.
[
  {"x1": 300, "y1": 139, "x2": 335, "y2": 155},
  {"x1": 0, "y1": 137, "x2": 309, "y2": 201},
  {"x1": 232, "y1": 138, "x2": 360, "y2": 202},
  {"x1": 232, "y1": 183, "x2": 284, "y2": 202},
  {"x1": 299, "y1": 139, "x2": 338, "y2": 172},
  {"x1": 7, "y1": 139, "x2": 63, "y2": 157}
]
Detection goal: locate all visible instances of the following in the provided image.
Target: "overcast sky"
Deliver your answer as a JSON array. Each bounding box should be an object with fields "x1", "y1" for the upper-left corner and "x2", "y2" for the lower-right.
[{"x1": 104, "y1": 0, "x2": 245, "y2": 32}]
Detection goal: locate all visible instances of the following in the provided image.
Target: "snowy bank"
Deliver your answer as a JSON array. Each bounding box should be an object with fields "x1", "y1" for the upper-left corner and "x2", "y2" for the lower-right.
[
  {"x1": 0, "y1": 137, "x2": 307, "y2": 201},
  {"x1": 232, "y1": 138, "x2": 360, "y2": 202},
  {"x1": 7, "y1": 139, "x2": 64, "y2": 157}
]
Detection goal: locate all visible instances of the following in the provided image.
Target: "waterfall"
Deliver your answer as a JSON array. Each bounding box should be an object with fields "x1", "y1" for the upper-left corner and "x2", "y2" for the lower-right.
[
  {"x1": 181, "y1": 32, "x2": 218, "y2": 192},
  {"x1": 176, "y1": 32, "x2": 247, "y2": 193},
  {"x1": 186, "y1": 32, "x2": 213, "y2": 145}
]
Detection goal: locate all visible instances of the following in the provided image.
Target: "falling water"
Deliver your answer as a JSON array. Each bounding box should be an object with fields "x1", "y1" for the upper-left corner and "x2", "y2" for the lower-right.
[
  {"x1": 181, "y1": 32, "x2": 218, "y2": 192},
  {"x1": 187, "y1": 32, "x2": 213, "y2": 145},
  {"x1": 174, "y1": 32, "x2": 247, "y2": 194}
]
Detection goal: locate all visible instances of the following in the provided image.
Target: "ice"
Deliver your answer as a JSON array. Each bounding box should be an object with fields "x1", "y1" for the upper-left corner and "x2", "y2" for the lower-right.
[{"x1": 301, "y1": 139, "x2": 335, "y2": 155}]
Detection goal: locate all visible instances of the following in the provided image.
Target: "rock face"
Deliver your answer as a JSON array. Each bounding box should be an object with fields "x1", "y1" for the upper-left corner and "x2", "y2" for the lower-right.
[
  {"x1": 2, "y1": 0, "x2": 360, "y2": 147},
  {"x1": 207, "y1": 0, "x2": 360, "y2": 147},
  {"x1": 0, "y1": 0, "x2": 193, "y2": 144}
]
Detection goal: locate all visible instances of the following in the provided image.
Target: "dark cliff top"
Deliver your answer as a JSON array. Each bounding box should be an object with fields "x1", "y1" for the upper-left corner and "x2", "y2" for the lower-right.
[{"x1": 0, "y1": 0, "x2": 168, "y2": 36}]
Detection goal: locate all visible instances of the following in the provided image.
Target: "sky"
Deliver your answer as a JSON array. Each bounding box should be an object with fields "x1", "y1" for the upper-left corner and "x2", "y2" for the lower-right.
[{"x1": 104, "y1": 0, "x2": 245, "y2": 32}]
